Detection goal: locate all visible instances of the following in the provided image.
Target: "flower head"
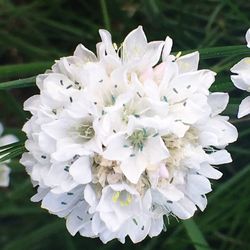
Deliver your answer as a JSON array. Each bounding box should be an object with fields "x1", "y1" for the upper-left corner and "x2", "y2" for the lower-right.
[
  {"x1": 231, "y1": 28, "x2": 250, "y2": 118},
  {"x1": 21, "y1": 26, "x2": 237, "y2": 243}
]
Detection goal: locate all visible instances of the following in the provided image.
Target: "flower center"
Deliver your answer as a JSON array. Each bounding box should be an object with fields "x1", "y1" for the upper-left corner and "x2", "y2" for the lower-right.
[
  {"x1": 128, "y1": 129, "x2": 147, "y2": 151},
  {"x1": 78, "y1": 123, "x2": 95, "y2": 140},
  {"x1": 112, "y1": 191, "x2": 132, "y2": 206}
]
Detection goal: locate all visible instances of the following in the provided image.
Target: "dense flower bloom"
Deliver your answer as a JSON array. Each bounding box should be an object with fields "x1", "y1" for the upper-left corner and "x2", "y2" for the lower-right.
[
  {"x1": 231, "y1": 28, "x2": 250, "y2": 118},
  {"x1": 21, "y1": 26, "x2": 237, "y2": 243},
  {"x1": 0, "y1": 123, "x2": 18, "y2": 187}
]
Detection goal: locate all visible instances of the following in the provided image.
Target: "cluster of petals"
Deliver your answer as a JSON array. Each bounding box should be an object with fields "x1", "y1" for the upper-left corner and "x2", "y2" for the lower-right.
[
  {"x1": 0, "y1": 123, "x2": 18, "y2": 187},
  {"x1": 231, "y1": 28, "x2": 250, "y2": 118},
  {"x1": 21, "y1": 26, "x2": 238, "y2": 243}
]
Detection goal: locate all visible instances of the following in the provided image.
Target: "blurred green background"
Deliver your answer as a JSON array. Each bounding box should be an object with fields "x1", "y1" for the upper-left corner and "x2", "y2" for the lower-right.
[{"x1": 0, "y1": 0, "x2": 250, "y2": 249}]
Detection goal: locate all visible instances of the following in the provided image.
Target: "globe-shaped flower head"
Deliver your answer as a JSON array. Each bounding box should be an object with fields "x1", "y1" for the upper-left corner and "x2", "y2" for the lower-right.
[{"x1": 21, "y1": 26, "x2": 237, "y2": 243}]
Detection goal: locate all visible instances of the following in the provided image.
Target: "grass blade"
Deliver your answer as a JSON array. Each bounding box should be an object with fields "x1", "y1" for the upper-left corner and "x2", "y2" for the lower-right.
[
  {"x1": 183, "y1": 219, "x2": 211, "y2": 250},
  {"x1": 0, "y1": 62, "x2": 52, "y2": 81},
  {"x1": 0, "y1": 76, "x2": 36, "y2": 90}
]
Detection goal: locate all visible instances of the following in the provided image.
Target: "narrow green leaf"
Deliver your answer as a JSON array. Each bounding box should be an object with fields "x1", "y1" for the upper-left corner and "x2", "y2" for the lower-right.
[
  {"x1": 0, "y1": 141, "x2": 24, "y2": 151},
  {"x1": 184, "y1": 45, "x2": 250, "y2": 59},
  {"x1": 0, "y1": 76, "x2": 36, "y2": 90},
  {"x1": 100, "y1": 0, "x2": 111, "y2": 31},
  {"x1": 0, "y1": 62, "x2": 52, "y2": 81},
  {"x1": 0, "y1": 146, "x2": 25, "y2": 163},
  {"x1": 183, "y1": 219, "x2": 211, "y2": 250}
]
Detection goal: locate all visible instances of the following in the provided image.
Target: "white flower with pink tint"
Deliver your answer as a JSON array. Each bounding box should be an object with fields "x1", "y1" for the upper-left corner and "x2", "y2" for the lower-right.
[{"x1": 21, "y1": 26, "x2": 237, "y2": 243}]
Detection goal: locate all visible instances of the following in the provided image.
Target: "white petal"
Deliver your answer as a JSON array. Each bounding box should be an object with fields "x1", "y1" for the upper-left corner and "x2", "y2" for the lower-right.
[
  {"x1": 158, "y1": 185, "x2": 184, "y2": 201},
  {"x1": 44, "y1": 163, "x2": 76, "y2": 192},
  {"x1": 0, "y1": 165, "x2": 11, "y2": 187},
  {"x1": 120, "y1": 154, "x2": 147, "y2": 184},
  {"x1": 176, "y1": 51, "x2": 199, "y2": 73},
  {"x1": 207, "y1": 92, "x2": 229, "y2": 116},
  {"x1": 231, "y1": 74, "x2": 250, "y2": 91},
  {"x1": 103, "y1": 134, "x2": 132, "y2": 161},
  {"x1": 238, "y1": 96, "x2": 250, "y2": 118},
  {"x1": 208, "y1": 150, "x2": 232, "y2": 165},
  {"x1": 41, "y1": 187, "x2": 83, "y2": 214},
  {"x1": 149, "y1": 217, "x2": 164, "y2": 238},
  {"x1": 122, "y1": 26, "x2": 147, "y2": 62},
  {"x1": 99, "y1": 211, "x2": 122, "y2": 232},
  {"x1": 0, "y1": 134, "x2": 18, "y2": 146},
  {"x1": 198, "y1": 163, "x2": 222, "y2": 180},
  {"x1": 69, "y1": 156, "x2": 92, "y2": 184},
  {"x1": 198, "y1": 117, "x2": 238, "y2": 147},
  {"x1": 52, "y1": 138, "x2": 89, "y2": 161},
  {"x1": 126, "y1": 215, "x2": 151, "y2": 243},
  {"x1": 99, "y1": 29, "x2": 117, "y2": 57},
  {"x1": 162, "y1": 36, "x2": 173, "y2": 60},
  {"x1": 167, "y1": 70, "x2": 215, "y2": 103},
  {"x1": 91, "y1": 213, "x2": 106, "y2": 235},
  {"x1": 84, "y1": 184, "x2": 98, "y2": 208},
  {"x1": 143, "y1": 136, "x2": 169, "y2": 164},
  {"x1": 0, "y1": 123, "x2": 3, "y2": 136},
  {"x1": 42, "y1": 119, "x2": 72, "y2": 140},
  {"x1": 38, "y1": 132, "x2": 56, "y2": 154},
  {"x1": 140, "y1": 41, "x2": 164, "y2": 68},
  {"x1": 170, "y1": 93, "x2": 209, "y2": 124},
  {"x1": 185, "y1": 190, "x2": 207, "y2": 211},
  {"x1": 187, "y1": 174, "x2": 212, "y2": 194},
  {"x1": 99, "y1": 227, "x2": 126, "y2": 244},
  {"x1": 23, "y1": 95, "x2": 40, "y2": 114},
  {"x1": 199, "y1": 131, "x2": 218, "y2": 147},
  {"x1": 73, "y1": 44, "x2": 97, "y2": 63},
  {"x1": 231, "y1": 57, "x2": 250, "y2": 75},
  {"x1": 31, "y1": 187, "x2": 49, "y2": 202},
  {"x1": 169, "y1": 197, "x2": 196, "y2": 219},
  {"x1": 66, "y1": 201, "x2": 92, "y2": 236},
  {"x1": 246, "y1": 28, "x2": 250, "y2": 48}
]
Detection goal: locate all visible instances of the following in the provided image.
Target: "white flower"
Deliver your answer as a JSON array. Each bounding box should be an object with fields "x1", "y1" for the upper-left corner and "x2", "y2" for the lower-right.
[
  {"x1": 231, "y1": 28, "x2": 250, "y2": 118},
  {"x1": 0, "y1": 122, "x2": 18, "y2": 187},
  {"x1": 21, "y1": 26, "x2": 237, "y2": 243}
]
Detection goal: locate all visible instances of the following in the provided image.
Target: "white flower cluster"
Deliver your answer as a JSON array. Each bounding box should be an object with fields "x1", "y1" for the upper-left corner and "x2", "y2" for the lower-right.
[
  {"x1": 0, "y1": 123, "x2": 18, "y2": 187},
  {"x1": 21, "y1": 26, "x2": 237, "y2": 243},
  {"x1": 231, "y1": 28, "x2": 250, "y2": 118}
]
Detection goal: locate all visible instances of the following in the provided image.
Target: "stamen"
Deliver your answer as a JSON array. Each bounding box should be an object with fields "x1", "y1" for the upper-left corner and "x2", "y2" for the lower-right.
[
  {"x1": 112, "y1": 191, "x2": 120, "y2": 203},
  {"x1": 128, "y1": 129, "x2": 148, "y2": 151},
  {"x1": 173, "y1": 88, "x2": 178, "y2": 94},
  {"x1": 78, "y1": 123, "x2": 95, "y2": 140}
]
